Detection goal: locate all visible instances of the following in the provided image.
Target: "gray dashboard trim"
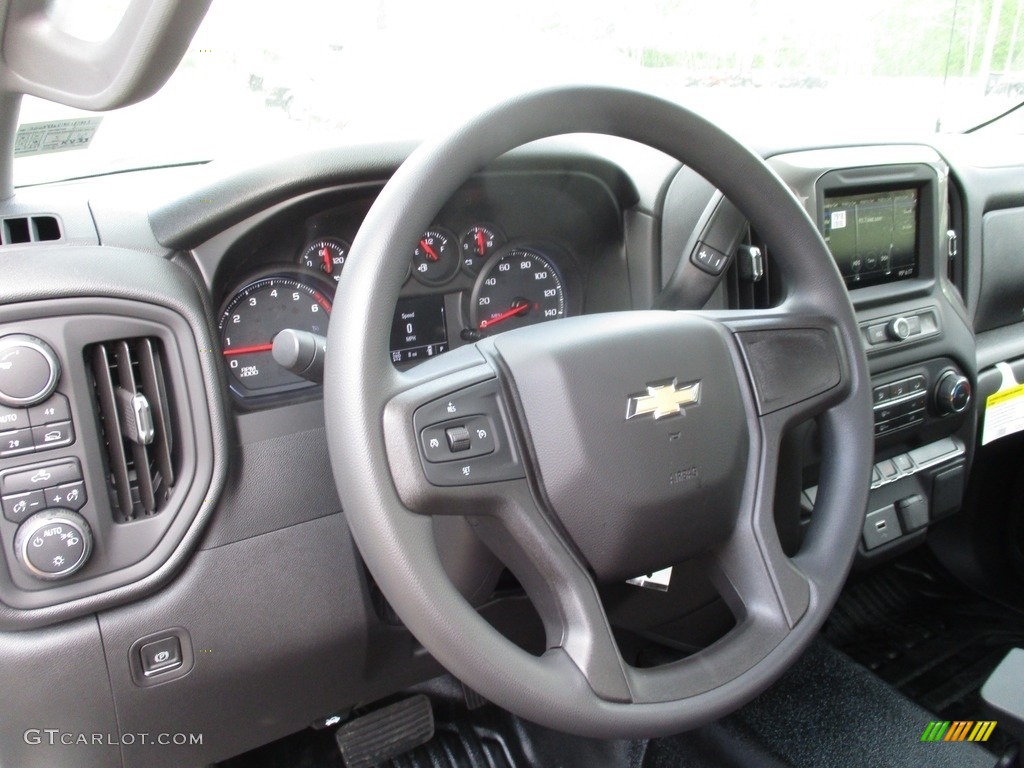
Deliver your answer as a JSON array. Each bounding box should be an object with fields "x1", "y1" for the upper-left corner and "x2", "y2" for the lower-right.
[
  {"x1": 150, "y1": 140, "x2": 650, "y2": 252},
  {"x1": 0, "y1": 245, "x2": 229, "y2": 630}
]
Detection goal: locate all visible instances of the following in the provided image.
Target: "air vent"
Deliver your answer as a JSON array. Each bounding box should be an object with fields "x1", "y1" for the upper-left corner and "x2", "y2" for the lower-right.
[
  {"x1": 726, "y1": 225, "x2": 781, "y2": 310},
  {"x1": 0, "y1": 214, "x2": 62, "y2": 245},
  {"x1": 88, "y1": 338, "x2": 176, "y2": 522}
]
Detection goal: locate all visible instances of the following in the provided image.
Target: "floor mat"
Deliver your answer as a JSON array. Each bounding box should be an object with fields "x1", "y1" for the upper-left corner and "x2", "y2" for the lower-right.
[
  {"x1": 221, "y1": 639, "x2": 999, "y2": 768},
  {"x1": 823, "y1": 553, "x2": 1024, "y2": 757}
]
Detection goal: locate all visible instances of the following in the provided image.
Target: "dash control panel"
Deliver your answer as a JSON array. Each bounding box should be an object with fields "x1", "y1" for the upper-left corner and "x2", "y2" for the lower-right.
[
  {"x1": 872, "y1": 375, "x2": 927, "y2": 436},
  {"x1": 860, "y1": 307, "x2": 939, "y2": 351}
]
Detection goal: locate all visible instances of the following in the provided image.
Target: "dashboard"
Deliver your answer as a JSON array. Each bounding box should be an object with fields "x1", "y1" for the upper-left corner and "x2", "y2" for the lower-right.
[{"x1": 1, "y1": 130, "x2": 1024, "y2": 767}]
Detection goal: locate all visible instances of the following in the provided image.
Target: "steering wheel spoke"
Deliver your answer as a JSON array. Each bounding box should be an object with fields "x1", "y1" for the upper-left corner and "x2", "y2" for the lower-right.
[{"x1": 475, "y1": 489, "x2": 634, "y2": 703}]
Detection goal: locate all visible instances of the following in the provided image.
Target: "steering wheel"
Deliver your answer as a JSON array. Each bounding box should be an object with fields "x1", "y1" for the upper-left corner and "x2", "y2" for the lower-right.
[{"x1": 324, "y1": 86, "x2": 873, "y2": 737}]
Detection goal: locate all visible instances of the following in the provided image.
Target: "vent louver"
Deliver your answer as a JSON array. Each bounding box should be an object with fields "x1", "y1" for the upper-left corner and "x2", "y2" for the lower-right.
[
  {"x1": 727, "y1": 225, "x2": 781, "y2": 310},
  {"x1": 0, "y1": 215, "x2": 62, "y2": 245},
  {"x1": 88, "y1": 338, "x2": 176, "y2": 522}
]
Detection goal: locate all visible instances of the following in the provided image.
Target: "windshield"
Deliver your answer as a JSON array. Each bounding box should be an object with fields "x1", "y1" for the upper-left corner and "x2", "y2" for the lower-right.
[{"x1": 14, "y1": 0, "x2": 1024, "y2": 186}]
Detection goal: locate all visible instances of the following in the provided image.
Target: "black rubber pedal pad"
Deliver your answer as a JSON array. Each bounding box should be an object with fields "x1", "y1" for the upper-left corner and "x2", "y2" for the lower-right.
[{"x1": 335, "y1": 694, "x2": 434, "y2": 768}]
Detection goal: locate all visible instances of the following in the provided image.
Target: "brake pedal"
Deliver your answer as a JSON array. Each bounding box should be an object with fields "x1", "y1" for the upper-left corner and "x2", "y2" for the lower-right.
[{"x1": 335, "y1": 694, "x2": 434, "y2": 768}]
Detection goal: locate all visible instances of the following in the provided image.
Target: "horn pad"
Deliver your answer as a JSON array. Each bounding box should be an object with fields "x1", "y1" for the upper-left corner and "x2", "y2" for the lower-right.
[{"x1": 492, "y1": 312, "x2": 749, "y2": 582}]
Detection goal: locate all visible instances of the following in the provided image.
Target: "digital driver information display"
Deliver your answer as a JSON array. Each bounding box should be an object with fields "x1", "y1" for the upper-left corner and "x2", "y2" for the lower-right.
[
  {"x1": 389, "y1": 294, "x2": 449, "y2": 364},
  {"x1": 822, "y1": 188, "x2": 918, "y2": 287}
]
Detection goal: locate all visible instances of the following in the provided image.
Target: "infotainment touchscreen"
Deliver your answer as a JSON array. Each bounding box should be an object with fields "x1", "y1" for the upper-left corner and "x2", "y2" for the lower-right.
[{"x1": 822, "y1": 188, "x2": 918, "y2": 288}]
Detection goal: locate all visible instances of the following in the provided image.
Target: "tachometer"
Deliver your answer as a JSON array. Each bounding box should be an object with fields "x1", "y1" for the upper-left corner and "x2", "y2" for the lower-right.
[
  {"x1": 219, "y1": 274, "x2": 332, "y2": 399},
  {"x1": 470, "y1": 246, "x2": 566, "y2": 335}
]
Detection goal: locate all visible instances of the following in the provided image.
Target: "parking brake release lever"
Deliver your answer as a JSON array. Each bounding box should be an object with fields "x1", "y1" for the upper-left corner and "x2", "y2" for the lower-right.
[{"x1": 272, "y1": 329, "x2": 327, "y2": 384}]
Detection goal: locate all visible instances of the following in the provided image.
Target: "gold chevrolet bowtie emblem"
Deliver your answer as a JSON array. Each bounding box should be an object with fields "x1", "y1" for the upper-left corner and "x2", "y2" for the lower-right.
[{"x1": 626, "y1": 378, "x2": 701, "y2": 420}]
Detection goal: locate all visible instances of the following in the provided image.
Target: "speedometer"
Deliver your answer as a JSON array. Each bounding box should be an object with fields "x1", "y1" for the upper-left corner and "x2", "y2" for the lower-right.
[
  {"x1": 470, "y1": 246, "x2": 566, "y2": 336},
  {"x1": 219, "y1": 274, "x2": 332, "y2": 399}
]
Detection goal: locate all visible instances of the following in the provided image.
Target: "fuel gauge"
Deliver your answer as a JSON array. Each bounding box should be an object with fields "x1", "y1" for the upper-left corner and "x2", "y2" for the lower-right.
[
  {"x1": 460, "y1": 224, "x2": 503, "y2": 275},
  {"x1": 412, "y1": 228, "x2": 460, "y2": 286},
  {"x1": 300, "y1": 238, "x2": 349, "y2": 282}
]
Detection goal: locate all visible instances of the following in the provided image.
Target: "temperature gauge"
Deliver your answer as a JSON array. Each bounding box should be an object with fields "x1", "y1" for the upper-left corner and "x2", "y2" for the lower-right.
[{"x1": 299, "y1": 238, "x2": 349, "y2": 282}]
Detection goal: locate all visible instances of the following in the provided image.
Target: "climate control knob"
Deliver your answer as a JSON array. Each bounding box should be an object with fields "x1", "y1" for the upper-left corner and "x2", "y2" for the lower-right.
[
  {"x1": 886, "y1": 317, "x2": 911, "y2": 342},
  {"x1": 934, "y1": 371, "x2": 971, "y2": 415},
  {"x1": 0, "y1": 334, "x2": 61, "y2": 408},
  {"x1": 14, "y1": 509, "x2": 92, "y2": 581}
]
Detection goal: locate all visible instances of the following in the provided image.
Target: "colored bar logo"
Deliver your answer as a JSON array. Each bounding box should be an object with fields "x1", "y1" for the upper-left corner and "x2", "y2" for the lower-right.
[{"x1": 921, "y1": 721, "x2": 997, "y2": 742}]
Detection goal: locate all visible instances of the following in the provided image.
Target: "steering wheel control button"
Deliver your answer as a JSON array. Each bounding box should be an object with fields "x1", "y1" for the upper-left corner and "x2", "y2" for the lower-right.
[
  {"x1": 862, "y1": 505, "x2": 902, "y2": 550},
  {"x1": 27, "y1": 393, "x2": 71, "y2": 427},
  {"x1": 2, "y1": 489, "x2": 46, "y2": 523},
  {"x1": 690, "y1": 241, "x2": 729, "y2": 276},
  {"x1": 0, "y1": 335, "x2": 62, "y2": 408},
  {"x1": 444, "y1": 425, "x2": 471, "y2": 452},
  {"x1": 1, "y1": 458, "x2": 83, "y2": 496},
  {"x1": 140, "y1": 637, "x2": 183, "y2": 676},
  {"x1": 413, "y1": 381, "x2": 523, "y2": 486},
  {"x1": 14, "y1": 508, "x2": 92, "y2": 580}
]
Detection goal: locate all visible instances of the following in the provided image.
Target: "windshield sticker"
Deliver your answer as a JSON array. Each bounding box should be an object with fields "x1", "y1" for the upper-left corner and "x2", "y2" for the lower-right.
[
  {"x1": 982, "y1": 362, "x2": 1024, "y2": 445},
  {"x1": 14, "y1": 117, "x2": 102, "y2": 158}
]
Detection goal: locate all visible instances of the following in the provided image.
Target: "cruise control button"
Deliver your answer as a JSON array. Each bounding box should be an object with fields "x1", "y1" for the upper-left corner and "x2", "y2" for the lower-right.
[
  {"x1": 445, "y1": 425, "x2": 471, "y2": 452},
  {"x1": 1, "y1": 459, "x2": 82, "y2": 495},
  {"x1": 463, "y1": 416, "x2": 496, "y2": 456},
  {"x1": 421, "y1": 425, "x2": 451, "y2": 462},
  {"x1": 0, "y1": 428, "x2": 35, "y2": 457},
  {"x1": 2, "y1": 489, "x2": 46, "y2": 523},
  {"x1": 30, "y1": 420, "x2": 74, "y2": 450},
  {"x1": 27, "y1": 393, "x2": 71, "y2": 427}
]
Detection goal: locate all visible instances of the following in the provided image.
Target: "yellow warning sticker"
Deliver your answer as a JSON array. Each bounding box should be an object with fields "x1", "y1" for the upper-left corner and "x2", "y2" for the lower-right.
[{"x1": 982, "y1": 382, "x2": 1024, "y2": 445}]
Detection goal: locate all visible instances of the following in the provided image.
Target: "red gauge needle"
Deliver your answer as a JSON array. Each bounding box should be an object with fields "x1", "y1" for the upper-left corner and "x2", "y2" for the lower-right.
[
  {"x1": 419, "y1": 239, "x2": 439, "y2": 262},
  {"x1": 475, "y1": 230, "x2": 486, "y2": 255},
  {"x1": 479, "y1": 302, "x2": 529, "y2": 330},
  {"x1": 322, "y1": 247, "x2": 333, "y2": 273},
  {"x1": 223, "y1": 343, "x2": 274, "y2": 356}
]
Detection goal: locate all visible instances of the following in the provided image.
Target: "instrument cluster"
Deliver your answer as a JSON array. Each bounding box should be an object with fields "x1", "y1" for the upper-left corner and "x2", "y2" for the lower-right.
[{"x1": 216, "y1": 217, "x2": 581, "y2": 404}]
